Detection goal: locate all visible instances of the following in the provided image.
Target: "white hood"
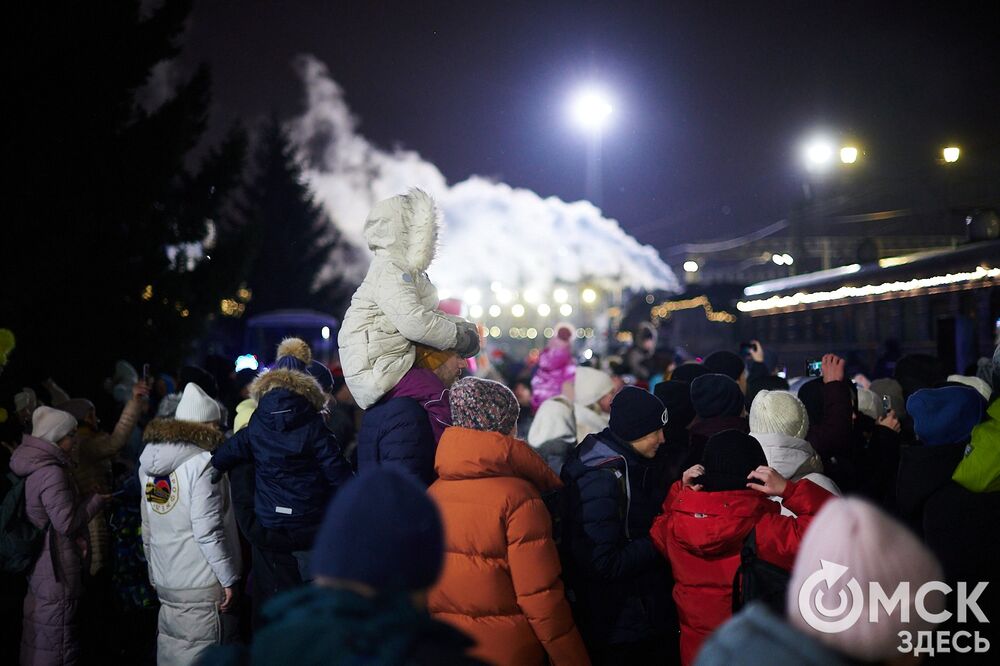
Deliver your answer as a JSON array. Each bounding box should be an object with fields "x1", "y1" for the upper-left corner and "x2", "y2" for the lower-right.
[
  {"x1": 751, "y1": 431, "x2": 825, "y2": 481},
  {"x1": 139, "y1": 442, "x2": 204, "y2": 478},
  {"x1": 363, "y1": 188, "x2": 439, "y2": 272}
]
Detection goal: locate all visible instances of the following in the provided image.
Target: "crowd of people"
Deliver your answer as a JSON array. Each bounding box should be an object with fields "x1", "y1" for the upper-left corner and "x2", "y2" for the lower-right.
[{"x1": 1, "y1": 190, "x2": 998, "y2": 666}]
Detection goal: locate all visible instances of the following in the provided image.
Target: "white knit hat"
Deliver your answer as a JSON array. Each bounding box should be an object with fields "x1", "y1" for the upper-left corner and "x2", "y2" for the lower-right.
[
  {"x1": 175, "y1": 382, "x2": 222, "y2": 424},
  {"x1": 574, "y1": 366, "x2": 615, "y2": 407},
  {"x1": 749, "y1": 389, "x2": 809, "y2": 439},
  {"x1": 31, "y1": 406, "x2": 77, "y2": 444},
  {"x1": 947, "y1": 374, "x2": 991, "y2": 402}
]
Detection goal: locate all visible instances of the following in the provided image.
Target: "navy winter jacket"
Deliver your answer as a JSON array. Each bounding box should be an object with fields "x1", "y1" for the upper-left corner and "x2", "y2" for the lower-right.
[
  {"x1": 212, "y1": 368, "x2": 352, "y2": 543},
  {"x1": 561, "y1": 428, "x2": 676, "y2": 647},
  {"x1": 356, "y1": 397, "x2": 437, "y2": 487}
]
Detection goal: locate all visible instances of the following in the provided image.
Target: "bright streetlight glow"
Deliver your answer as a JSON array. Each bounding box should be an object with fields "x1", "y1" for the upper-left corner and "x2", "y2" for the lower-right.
[
  {"x1": 537, "y1": 303, "x2": 551, "y2": 316},
  {"x1": 581, "y1": 288, "x2": 598, "y2": 304},
  {"x1": 569, "y1": 87, "x2": 614, "y2": 133},
  {"x1": 488, "y1": 304, "x2": 501, "y2": 317},
  {"x1": 469, "y1": 305, "x2": 484, "y2": 319},
  {"x1": 559, "y1": 303, "x2": 573, "y2": 317},
  {"x1": 772, "y1": 253, "x2": 785, "y2": 265},
  {"x1": 463, "y1": 287, "x2": 481, "y2": 305},
  {"x1": 321, "y1": 326, "x2": 331, "y2": 340},
  {"x1": 553, "y1": 287, "x2": 569, "y2": 303},
  {"x1": 943, "y1": 146, "x2": 960, "y2": 163},
  {"x1": 782, "y1": 253, "x2": 794, "y2": 265},
  {"x1": 803, "y1": 137, "x2": 835, "y2": 171},
  {"x1": 511, "y1": 303, "x2": 525, "y2": 317},
  {"x1": 489, "y1": 326, "x2": 501, "y2": 338},
  {"x1": 683, "y1": 260, "x2": 699, "y2": 273},
  {"x1": 840, "y1": 146, "x2": 859, "y2": 164},
  {"x1": 523, "y1": 288, "x2": 540, "y2": 304}
]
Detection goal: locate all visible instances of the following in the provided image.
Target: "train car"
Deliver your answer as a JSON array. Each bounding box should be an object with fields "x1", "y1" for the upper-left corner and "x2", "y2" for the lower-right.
[{"x1": 734, "y1": 239, "x2": 999, "y2": 377}]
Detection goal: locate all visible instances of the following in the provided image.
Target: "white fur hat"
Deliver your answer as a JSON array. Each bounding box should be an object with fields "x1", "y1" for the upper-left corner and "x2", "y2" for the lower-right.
[
  {"x1": 175, "y1": 382, "x2": 221, "y2": 424},
  {"x1": 749, "y1": 389, "x2": 809, "y2": 439},
  {"x1": 32, "y1": 406, "x2": 77, "y2": 444}
]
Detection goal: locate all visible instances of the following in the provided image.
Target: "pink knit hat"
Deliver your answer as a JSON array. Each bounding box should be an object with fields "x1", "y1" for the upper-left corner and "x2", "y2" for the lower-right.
[{"x1": 787, "y1": 498, "x2": 943, "y2": 662}]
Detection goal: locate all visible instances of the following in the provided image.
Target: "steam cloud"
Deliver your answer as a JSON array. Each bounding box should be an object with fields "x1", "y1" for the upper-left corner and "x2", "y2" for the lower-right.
[{"x1": 288, "y1": 55, "x2": 679, "y2": 295}]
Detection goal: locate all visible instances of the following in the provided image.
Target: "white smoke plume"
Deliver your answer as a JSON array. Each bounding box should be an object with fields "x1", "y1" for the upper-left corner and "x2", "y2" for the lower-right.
[{"x1": 288, "y1": 55, "x2": 679, "y2": 295}]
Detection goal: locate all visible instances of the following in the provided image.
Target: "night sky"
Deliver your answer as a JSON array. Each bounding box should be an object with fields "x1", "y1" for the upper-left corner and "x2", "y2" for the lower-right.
[{"x1": 180, "y1": 0, "x2": 999, "y2": 252}]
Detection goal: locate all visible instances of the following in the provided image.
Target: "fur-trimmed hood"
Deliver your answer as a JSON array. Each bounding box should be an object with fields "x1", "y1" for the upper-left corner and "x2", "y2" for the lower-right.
[
  {"x1": 140, "y1": 418, "x2": 225, "y2": 477},
  {"x1": 250, "y1": 367, "x2": 327, "y2": 411},
  {"x1": 363, "y1": 188, "x2": 439, "y2": 272},
  {"x1": 143, "y1": 418, "x2": 225, "y2": 450}
]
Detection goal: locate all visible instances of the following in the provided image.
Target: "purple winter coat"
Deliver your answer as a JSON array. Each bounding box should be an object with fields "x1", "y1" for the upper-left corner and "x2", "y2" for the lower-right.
[
  {"x1": 10, "y1": 436, "x2": 103, "y2": 666},
  {"x1": 384, "y1": 367, "x2": 451, "y2": 442},
  {"x1": 531, "y1": 346, "x2": 576, "y2": 411}
]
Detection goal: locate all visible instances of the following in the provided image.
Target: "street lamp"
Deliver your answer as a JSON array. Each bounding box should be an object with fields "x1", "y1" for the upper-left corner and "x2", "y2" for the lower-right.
[
  {"x1": 683, "y1": 260, "x2": 699, "y2": 273},
  {"x1": 840, "y1": 146, "x2": 859, "y2": 164},
  {"x1": 569, "y1": 87, "x2": 614, "y2": 133},
  {"x1": 568, "y1": 85, "x2": 615, "y2": 207},
  {"x1": 802, "y1": 137, "x2": 835, "y2": 172},
  {"x1": 943, "y1": 146, "x2": 960, "y2": 163},
  {"x1": 581, "y1": 288, "x2": 598, "y2": 304}
]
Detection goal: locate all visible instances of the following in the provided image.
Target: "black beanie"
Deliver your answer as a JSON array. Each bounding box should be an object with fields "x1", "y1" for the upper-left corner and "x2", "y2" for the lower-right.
[
  {"x1": 699, "y1": 430, "x2": 768, "y2": 492},
  {"x1": 655, "y1": 380, "x2": 696, "y2": 430},
  {"x1": 704, "y1": 351, "x2": 746, "y2": 382},
  {"x1": 691, "y1": 374, "x2": 744, "y2": 419},
  {"x1": 672, "y1": 362, "x2": 711, "y2": 384},
  {"x1": 609, "y1": 386, "x2": 668, "y2": 441}
]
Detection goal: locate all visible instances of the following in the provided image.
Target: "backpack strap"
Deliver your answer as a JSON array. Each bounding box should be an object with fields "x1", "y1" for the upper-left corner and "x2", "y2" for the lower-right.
[{"x1": 732, "y1": 526, "x2": 758, "y2": 612}]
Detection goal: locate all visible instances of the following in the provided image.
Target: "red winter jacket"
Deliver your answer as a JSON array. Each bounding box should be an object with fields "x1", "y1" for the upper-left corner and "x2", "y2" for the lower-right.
[{"x1": 650, "y1": 479, "x2": 833, "y2": 665}]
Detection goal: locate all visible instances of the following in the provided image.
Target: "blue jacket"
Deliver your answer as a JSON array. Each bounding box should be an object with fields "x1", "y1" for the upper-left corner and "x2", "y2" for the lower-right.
[
  {"x1": 212, "y1": 368, "x2": 352, "y2": 542},
  {"x1": 356, "y1": 397, "x2": 437, "y2": 487},
  {"x1": 560, "y1": 428, "x2": 676, "y2": 647}
]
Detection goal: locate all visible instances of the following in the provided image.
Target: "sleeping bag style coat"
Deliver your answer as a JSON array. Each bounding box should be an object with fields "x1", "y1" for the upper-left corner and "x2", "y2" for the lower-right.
[
  {"x1": 211, "y1": 365, "x2": 353, "y2": 545},
  {"x1": 139, "y1": 419, "x2": 242, "y2": 666},
  {"x1": 428, "y1": 427, "x2": 589, "y2": 666},
  {"x1": 650, "y1": 478, "x2": 833, "y2": 665},
  {"x1": 11, "y1": 435, "x2": 104, "y2": 666},
  {"x1": 338, "y1": 189, "x2": 464, "y2": 409}
]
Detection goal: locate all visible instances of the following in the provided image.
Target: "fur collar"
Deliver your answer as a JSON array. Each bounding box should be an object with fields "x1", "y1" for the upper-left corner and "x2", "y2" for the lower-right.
[
  {"x1": 142, "y1": 418, "x2": 225, "y2": 451},
  {"x1": 250, "y1": 368, "x2": 327, "y2": 411}
]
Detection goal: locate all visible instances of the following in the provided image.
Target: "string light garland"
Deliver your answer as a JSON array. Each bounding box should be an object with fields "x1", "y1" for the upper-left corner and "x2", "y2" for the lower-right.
[{"x1": 737, "y1": 266, "x2": 999, "y2": 314}]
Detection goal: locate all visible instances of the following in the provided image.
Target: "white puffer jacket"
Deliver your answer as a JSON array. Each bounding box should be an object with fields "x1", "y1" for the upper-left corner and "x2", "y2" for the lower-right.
[
  {"x1": 338, "y1": 189, "x2": 463, "y2": 409},
  {"x1": 751, "y1": 431, "x2": 841, "y2": 516},
  {"x1": 139, "y1": 419, "x2": 241, "y2": 591}
]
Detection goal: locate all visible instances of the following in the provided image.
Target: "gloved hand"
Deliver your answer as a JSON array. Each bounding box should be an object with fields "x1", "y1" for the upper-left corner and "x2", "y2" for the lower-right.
[{"x1": 453, "y1": 322, "x2": 481, "y2": 358}]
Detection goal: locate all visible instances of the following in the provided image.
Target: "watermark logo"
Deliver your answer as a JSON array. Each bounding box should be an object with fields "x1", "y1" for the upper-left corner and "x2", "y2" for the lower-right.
[
  {"x1": 798, "y1": 559, "x2": 865, "y2": 633},
  {"x1": 796, "y1": 560, "x2": 992, "y2": 657}
]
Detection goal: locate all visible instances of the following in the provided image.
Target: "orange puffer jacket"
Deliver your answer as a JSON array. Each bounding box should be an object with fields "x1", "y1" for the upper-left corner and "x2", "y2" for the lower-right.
[{"x1": 428, "y1": 427, "x2": 590, "y2": 666}]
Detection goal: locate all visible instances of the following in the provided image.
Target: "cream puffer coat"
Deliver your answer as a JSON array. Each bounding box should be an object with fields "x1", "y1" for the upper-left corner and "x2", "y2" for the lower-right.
[{"x1": 338, "y1": 189, "x2": 466, "y2": 409}]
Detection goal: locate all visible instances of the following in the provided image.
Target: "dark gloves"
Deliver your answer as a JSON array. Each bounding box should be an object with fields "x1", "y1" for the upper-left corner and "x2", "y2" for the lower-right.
[{"x1": 453, "y1": 321, "x2": 481, "y2": 358}]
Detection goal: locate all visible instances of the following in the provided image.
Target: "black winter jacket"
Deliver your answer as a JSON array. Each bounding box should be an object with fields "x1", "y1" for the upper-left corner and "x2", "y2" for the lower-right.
[
  {"x1": 356, "y1": 397, "x2": 437, "y2": 487},
  {"x1": 561, "y1": 429, "x2": 676, "y2": 648}
]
